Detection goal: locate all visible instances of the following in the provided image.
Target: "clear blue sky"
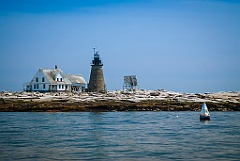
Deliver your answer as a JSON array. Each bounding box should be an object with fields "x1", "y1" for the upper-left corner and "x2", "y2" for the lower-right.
[{"x1": 0, "y1": 0, "x2": 239, "y2": 93}]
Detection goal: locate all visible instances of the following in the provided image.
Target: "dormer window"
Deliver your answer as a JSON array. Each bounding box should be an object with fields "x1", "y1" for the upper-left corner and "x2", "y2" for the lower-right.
[
  {"x1": 36, "y1": 77, "x2": 38, "y2": 82},
  {"x1": 55, "y1": 73, "x2": 63, "y2": 82}
]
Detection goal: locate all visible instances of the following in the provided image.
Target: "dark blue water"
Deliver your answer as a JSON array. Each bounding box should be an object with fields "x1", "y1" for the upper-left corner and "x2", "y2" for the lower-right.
[{"x1": 0, "y1": 112, "x2": 240, "y2": 161}]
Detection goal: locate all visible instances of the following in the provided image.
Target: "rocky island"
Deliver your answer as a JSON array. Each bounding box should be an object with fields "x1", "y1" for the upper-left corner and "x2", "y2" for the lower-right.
[{"x1": 0, "y1": 90, "x2": 239, "y2": 112}]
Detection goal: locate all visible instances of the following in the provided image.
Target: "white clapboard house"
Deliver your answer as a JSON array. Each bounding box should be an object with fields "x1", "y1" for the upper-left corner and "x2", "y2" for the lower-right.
[{"x1": 24, "y1": 67, "x2": 86, "y2": 93}]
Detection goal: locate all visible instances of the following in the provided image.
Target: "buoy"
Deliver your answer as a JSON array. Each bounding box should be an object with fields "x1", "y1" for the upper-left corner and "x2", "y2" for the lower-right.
[{"x1": 200, "y1": 103, "x2": 210, "y2": 120}]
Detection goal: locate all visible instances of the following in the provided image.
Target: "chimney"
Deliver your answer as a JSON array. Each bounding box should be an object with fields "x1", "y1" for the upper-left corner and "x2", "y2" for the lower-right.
[{"x1": 55, "y1": 65, "x2": 57, "y2": 69}]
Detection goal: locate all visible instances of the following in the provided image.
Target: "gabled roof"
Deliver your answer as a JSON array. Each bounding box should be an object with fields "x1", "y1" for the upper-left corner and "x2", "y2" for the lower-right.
[
  {"x1": 66, "y1": 74, "x2": 87, "y2": 85},
  {"x1": 40, "y1": 69, "x2": 71, "y2": 85}
]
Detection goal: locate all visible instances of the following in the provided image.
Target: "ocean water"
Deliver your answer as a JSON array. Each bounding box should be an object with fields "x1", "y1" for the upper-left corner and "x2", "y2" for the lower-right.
[{"x1": 0, "y1": 112, "x2": 239, "y2": 161}]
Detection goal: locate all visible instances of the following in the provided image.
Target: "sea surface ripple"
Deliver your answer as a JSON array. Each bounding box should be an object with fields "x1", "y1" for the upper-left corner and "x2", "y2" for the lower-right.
[{"x1": 0, "y1": 112, "x2": 240, "y2": 160}]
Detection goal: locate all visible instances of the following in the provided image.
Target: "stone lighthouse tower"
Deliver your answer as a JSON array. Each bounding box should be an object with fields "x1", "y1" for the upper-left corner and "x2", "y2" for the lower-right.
[{"x1": 88, "y1": 48, "x2": 106, "y2": 93}]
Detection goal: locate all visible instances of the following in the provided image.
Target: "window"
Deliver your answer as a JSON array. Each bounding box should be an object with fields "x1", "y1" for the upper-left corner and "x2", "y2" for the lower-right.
[
  {"x1": 43, "y1": 84, "x2": 45, "y2": 89},
  {"x1": 57, "y1": 78, "x2": 59, "y2": 81},
  {"x1": 59, "y1": 84, "x2": 61, "y2": 89},
  {"x1": 37, "y1": 84, "x2": 39, "y2": 89},
  {"x1": 62, "y1": 85, "x2": 64, "y2": 89},
  {"x1": 60, "y1": 78, "x2": 63, "y2": 81},
  {"x1": 65, "y1": 85, "x2": 68, "y2": 89},
  {"x1": 36, "y1": 77, "x2": 38, "y2": 82},
  {"x1": 34, "y1": 84, "x2": 36, "y2": 89},
  {"x1": 42, "y1": 77, "x2": 45, "y2": 82}
]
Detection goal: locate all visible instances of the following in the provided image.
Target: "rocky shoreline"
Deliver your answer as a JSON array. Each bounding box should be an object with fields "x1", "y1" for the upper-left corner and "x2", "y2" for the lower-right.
[{"x1": 0, "y1": 90, "x2": 239, "y2": 112}]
